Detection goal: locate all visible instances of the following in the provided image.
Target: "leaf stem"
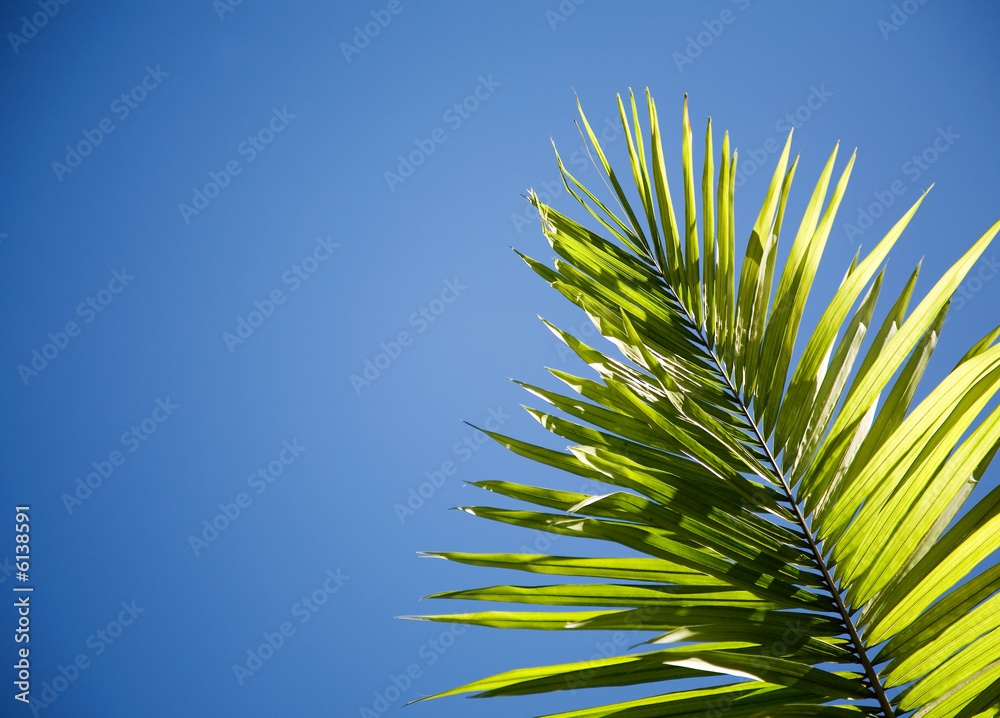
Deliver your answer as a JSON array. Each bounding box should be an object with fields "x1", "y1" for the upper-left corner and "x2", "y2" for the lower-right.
[
  {"x1": 706, "y1": 344, "x2": 896, "y2": 718},
  {"x1": 651, "y1": 277, "x2": 894, "y2": 715}
]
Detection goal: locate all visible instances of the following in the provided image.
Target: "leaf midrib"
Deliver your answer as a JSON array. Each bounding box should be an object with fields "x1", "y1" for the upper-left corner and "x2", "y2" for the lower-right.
[
  {"x1": 666, "y1": 279, "x2": 897, "y2": 716},
  {"x1": 714, "y1": 343, "x2": 896, "y2": 716}
]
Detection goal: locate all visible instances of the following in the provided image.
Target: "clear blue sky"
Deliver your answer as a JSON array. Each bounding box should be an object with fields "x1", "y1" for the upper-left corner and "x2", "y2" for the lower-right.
[{"x1": 2, "y1": 1, "x2": 999, "y2": 716}]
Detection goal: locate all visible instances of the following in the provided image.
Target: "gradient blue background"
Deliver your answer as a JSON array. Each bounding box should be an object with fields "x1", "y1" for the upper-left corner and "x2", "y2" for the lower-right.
[{"x1": 2, "y1": 1, "x2": 999, "y2": 716}]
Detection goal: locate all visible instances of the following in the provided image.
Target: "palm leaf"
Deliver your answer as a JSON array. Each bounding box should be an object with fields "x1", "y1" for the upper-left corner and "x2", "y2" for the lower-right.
[{"x1": 409, "y1": 90, "x2": 1000, "y2": 717}]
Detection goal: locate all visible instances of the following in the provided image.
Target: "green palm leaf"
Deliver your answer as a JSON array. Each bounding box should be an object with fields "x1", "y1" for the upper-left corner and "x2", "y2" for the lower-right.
[{"x1": 409, "y1": 90, "x2": 1000, "y2": 717}]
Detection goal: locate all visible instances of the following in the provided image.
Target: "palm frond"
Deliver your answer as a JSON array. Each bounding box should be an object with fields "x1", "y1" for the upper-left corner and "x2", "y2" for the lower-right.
[{"x1": 410, "y1": 90, "x2": 1000, "y2": 717}]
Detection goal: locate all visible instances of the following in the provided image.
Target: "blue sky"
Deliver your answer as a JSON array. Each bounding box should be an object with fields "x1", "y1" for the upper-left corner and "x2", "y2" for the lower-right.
[{"x1": 1, "y1": 1, "x2": 999, "y2": 716}]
